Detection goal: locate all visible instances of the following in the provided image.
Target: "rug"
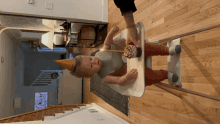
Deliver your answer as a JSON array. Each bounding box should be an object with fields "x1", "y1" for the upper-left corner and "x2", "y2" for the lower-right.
[{"x1": 90, "y1": 50, "x2": 130, "y2": 117}]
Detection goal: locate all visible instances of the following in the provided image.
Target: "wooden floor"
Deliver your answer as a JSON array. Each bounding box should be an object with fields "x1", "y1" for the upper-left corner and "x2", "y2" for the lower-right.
[{"x1": 81, "y1": 0, "x2": 220, "y2": 124}]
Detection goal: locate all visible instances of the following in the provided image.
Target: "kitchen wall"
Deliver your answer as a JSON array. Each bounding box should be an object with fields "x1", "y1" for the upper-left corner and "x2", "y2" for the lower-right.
[
  {"x1": 14, "y1": 80, "x2": 58, "y2": 116},
  {"x1": 14, "y1": 36, "x2": 61, "y2": 116},
  {"x1": 0, "y1": 0, "x2": 108, "y2": 23},
  {"x1": 0, "y1": 28, "x2": 65, "y2": 119},
  {"x1": 23, "y1": 51, "x2": 63, "y2": 86}
]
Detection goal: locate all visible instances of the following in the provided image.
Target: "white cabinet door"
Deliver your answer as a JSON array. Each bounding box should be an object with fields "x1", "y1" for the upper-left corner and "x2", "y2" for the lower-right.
[{"x1": 41, "y1": 31, "x2": 54, "y2": 50}]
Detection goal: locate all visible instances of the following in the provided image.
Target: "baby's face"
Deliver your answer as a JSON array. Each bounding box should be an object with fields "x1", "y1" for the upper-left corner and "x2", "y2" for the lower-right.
[{"x1": 80, "y1": 56, "x2": 102, "y2": 77}]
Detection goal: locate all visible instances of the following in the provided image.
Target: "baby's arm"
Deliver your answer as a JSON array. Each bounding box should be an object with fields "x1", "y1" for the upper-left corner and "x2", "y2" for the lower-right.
[
  {"x1": 102, "y1": 68, "x2": 138, "y2": 86},
  {"x1": 102, "y1": 64, "x2": 126, "y2": 86},
  {"x1": 102, "y1": 26, "x2": 119, "y2": 49},
  {"x1": 102, "y1": 75, "x2": 126, "y2": 86}
]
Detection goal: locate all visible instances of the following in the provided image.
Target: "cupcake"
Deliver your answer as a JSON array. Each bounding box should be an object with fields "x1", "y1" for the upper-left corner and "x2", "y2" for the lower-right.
[{"x1": 124, "y1": 44, "x2": 142, "y2": 58}]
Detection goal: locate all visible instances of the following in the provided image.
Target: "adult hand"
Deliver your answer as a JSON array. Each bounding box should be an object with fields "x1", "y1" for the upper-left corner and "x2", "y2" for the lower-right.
[{"x1": 126, "y1": 26, "x2": 141, "y2": 48}]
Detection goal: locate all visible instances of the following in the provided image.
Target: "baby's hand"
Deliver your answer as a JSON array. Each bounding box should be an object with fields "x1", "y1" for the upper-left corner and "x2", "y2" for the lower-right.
[
  {"x1": 119, "y1": 69, "x2": 138, "y2": 86},
  {"x1": 126, "y1": 68, "x2": 138, "y2": 81}
]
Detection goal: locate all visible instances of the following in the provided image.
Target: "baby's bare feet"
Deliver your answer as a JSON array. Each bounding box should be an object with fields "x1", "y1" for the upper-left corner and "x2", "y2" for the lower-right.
[{"x1": 109, "y1": 26, "x2": 119, "y2": 35}]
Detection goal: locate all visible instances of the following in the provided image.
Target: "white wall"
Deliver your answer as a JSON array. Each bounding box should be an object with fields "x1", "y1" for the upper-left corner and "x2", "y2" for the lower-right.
[
  {"x1": 14, "y1": 40, "x2": 60, "y2": 115},
  {"x1": 0, "y1": 0, "x2": 108, "y2": 23},
  {"x1": 61, "y1": 69, "x2": 82, "y2": 105},
  {"x1": 14, "y1": 83, "x2": 58, "y2": 116},
  {"x1": 0, "y1": 15, "x2": 53, "y2": 31},
  {"x1": 0, "y1": 28, "x2": 60, "y2": 118},
  {"x1": 0, "y1": 29, "x2": 18, "y2": 118}
]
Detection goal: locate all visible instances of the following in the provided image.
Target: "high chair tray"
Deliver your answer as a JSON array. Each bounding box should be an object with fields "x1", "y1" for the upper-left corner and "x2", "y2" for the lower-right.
[{"x1": 106, "y1": 22, "x2": 145, "y2": 97}]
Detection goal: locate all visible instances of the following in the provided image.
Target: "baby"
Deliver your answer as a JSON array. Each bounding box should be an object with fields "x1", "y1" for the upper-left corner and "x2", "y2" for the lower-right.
[
  {"x1": 54, "y1": 1, "x2": 181, "y2": 87},
  {"x1": 54, "y1": 26, "x2": 137, "y2": 86},
  {"x1": 54, "y1": 23, "x2": 181, "y2": 87}
]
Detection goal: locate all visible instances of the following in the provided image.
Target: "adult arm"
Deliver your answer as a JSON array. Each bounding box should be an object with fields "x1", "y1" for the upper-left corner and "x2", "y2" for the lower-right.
[
  {"x1": 113, "y1": 0, "x2": 140, "y2": 47},
  {"x1": 123, "y1": 11, "x2": 140, "y2": 47},
  {"x1": 113, "y1": 0, "x2": 137, "y2": 28},
  {"x1": 113, "y1": 0, "x2": 137, "y2": 16}
]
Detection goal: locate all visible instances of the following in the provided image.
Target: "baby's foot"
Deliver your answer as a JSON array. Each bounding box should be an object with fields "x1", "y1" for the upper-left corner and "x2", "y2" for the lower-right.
[{"x1": 109, "y1": 26, "x2": 119, "y2": 36}]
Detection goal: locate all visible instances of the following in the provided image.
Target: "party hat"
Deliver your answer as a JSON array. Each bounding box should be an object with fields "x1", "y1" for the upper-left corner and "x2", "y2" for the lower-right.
[{"x1": 54, "y1": 59, "x2": 73, "y2": 71}]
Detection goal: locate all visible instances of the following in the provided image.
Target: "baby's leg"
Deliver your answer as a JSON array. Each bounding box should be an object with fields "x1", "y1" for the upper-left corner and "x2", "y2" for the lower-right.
[
  {"x1": 144, "y1": 42, "x2": 169, "y2": 57},
  {"x1": 109, "y1": 63, "x2": 127, "y2": 76},
  {"x1": 159, "y1": 41, "x2": 168, "y2": 46},
  {"x1": 145, "y1": 67, "x2": 168, "y2": 86}
]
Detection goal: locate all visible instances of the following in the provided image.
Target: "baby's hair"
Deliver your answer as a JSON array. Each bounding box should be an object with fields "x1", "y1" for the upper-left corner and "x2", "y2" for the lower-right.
[{"x1": 70, "y1": 55, "x2": 90, "y2": 78}]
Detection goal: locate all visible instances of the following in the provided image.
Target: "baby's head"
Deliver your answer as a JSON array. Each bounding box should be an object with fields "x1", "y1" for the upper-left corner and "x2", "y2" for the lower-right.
[{"x1": 69, "y1": 55, "x2": 102, "y2": 78}]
